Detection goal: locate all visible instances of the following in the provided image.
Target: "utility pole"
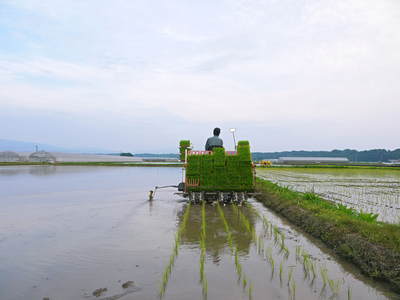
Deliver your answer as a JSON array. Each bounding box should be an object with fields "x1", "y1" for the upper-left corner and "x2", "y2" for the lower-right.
[{"x1": 230, "y1": 128, "x2": 237, "y2": 150}]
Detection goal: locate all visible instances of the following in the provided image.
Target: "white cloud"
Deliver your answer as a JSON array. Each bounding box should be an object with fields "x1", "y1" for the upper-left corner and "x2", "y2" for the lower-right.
[{"x1": 1, "y1": 0, "x2": 399, "y2": 150}]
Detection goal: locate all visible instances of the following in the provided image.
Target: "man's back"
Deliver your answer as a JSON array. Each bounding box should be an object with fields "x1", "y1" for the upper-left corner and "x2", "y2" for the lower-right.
[{"x1": 205, "y1": 135, "x2": 223, "y2": 151}]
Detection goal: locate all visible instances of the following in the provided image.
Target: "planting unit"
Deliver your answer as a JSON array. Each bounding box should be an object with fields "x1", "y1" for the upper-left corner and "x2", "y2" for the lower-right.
[{"x1": 179, "y1": 140, "x2": 255, "y2": 203}]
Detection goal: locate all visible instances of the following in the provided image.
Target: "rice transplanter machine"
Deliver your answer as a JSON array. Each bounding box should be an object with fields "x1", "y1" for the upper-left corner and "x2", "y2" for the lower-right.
[{"x1": 177, "y1": 140, "x2": 256, "y2": 203}]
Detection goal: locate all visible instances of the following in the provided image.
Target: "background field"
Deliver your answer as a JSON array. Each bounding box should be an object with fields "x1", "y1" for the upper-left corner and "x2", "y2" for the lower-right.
[{"x1": 257, "y1": 168, "x2": 400, "y2": 223}]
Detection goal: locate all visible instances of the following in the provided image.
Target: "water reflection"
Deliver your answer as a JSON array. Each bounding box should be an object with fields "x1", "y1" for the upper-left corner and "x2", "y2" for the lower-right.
[
  {"x1": 179, "y1": 204, "x2": 256, "y2": 259},
  {"x1": 0, "y1": 166, "x2": 56, "y2": 176}
]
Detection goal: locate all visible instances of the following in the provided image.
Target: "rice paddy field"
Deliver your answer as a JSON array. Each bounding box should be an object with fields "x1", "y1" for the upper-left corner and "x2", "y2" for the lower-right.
[
  {"x1": 257, "y1": 168, "x2": 400, "y2": 224},
  {"x1": 0, "y1": 165, "x2": 398, "y2": 299}
]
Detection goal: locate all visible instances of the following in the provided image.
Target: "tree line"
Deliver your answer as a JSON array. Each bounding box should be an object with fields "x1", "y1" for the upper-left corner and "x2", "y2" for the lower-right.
[{"x1": 251, "y1": 149, "x2": 400, "y2": 163}]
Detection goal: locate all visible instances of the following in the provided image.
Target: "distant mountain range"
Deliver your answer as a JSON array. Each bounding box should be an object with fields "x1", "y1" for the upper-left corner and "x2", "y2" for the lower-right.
[{"x1": 0, "y1": 139, "x2": 113, "y2": 153}]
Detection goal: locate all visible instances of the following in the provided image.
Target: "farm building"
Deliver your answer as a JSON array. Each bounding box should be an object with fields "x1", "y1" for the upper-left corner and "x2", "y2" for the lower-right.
[
  {"x1": 28, "y1": 151, "x2": 57, "y2": 163},
  {"x1": 277, "y1": 157, "x2": 349, "y2": 164}
]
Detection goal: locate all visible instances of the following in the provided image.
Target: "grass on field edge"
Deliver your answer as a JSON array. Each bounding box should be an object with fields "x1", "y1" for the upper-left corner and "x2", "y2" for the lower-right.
[
  {"x1": 255, "y1": 177, "x2": 400, "y2": 292},
  {"x1": 0, "y1": 162, "x2": 182, "y2": 167}
]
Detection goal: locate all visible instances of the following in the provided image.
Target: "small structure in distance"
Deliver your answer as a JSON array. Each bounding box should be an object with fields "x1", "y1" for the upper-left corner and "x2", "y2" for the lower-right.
[{"x1": 28, "y1": 151, "x2": 57, "y2": 163}]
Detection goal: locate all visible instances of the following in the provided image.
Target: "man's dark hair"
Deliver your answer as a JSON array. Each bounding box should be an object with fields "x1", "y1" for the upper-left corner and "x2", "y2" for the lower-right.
[{"x1": 213, "y1": 127, "x2": 221, "y2": 136}]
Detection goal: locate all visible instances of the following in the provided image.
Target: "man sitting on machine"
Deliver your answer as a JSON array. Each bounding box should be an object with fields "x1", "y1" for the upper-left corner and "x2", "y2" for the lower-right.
[{"x1": 205, "y1": 127, "x2": 223, "y2": 151}]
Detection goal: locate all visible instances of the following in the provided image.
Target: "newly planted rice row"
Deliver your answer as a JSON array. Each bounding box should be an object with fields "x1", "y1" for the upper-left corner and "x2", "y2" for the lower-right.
[
  {"x1": 238, "y1": 202, "x2": 352, "y2": 299},
  {"x1": 159, "y1": 203, "x2": 191, "y2": 298}
]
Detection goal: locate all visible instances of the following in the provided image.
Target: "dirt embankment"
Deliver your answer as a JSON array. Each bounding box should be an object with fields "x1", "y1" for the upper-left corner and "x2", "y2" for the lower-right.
[{"x1": 255, "y1": 179, "x2": 400, "y2": 293}]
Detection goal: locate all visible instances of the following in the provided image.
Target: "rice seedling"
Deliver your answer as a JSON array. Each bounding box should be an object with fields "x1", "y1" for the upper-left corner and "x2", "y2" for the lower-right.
[
  {"x1": 310, "y1": 261, "x2": 316, "y2": 281},
  {"x1": 266, "y1": 247, "x2": 274, "y2": 266},
  {"x1": 328, "y1": 278, "x2": 342, "y2": 296},
  {"x1": 301, "y1": 251, "x2": 310, "y2": 279},
  {"x1": 277, "y1": 231, "x2": 290, "y2": 259},
  {"x1": 257, "y1": 234, "x2": 264, "y2": 255},
  {"x1": 270, "y1": 257, "x2": 275, "y2": 279},
  {"x1": 273, "y1": 225, "x2": 280, "y2": 245},
  {"x1": 287, "y1": 266, "x2": 295, "y2": 286},
  {"x1": 262, "y1": 216, "x2": 271, "y2": 235},
  {"x1": 320, "y1": 266, "x2": 329, "y2": 288},
  {"x1": 242, "y1": 276, "x2": 247, "y2": 289},
  {"x1": 295, "y1": 245, "x2": 301, "y2": 263},
  {"x1": 347, "y1": 286, "x2": 352, "y2": 300},
  {"x1": 279, "y1": 261, "x2": 283, "y2": 285}
]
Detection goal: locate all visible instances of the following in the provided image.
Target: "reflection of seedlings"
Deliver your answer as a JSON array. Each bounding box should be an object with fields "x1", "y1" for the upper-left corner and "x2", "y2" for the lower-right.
[
  {"x1": 279, "y1": 261, "x2": 284, "y2": 285},
  {"x1": 159, "y1": 203, "x2": 191, "y2": 298},
  {"x1": 235, "y1": 205, "x2": 256, "y2": 241},
  {"x1": 234, "y1": 248, "x2": 243, "y2": 279},
  {"x1": 347, "y1": 286, "x2": 352, "y2": 300},
  {"x1": 290, "y1": 279, "x2": 296, "y2": 300},
  {"x1": 295, "y1": 246, "x2": 301, "y2": 262},
  {"x1": 222, "y1": 204, "x2": 253, "y2": 298},
  {"x1": 247, "y1": 204, "x2": 271, "y2": 236},
  {"x1": 310, "y1": 261, "x2": 316, "y2": 281},
  {"x1": 200, "y1": 201, "x2": 208, "y2": 299},
  {"x1": 217, "y1": 203, "x2": 246, "y2": 285},
  {"x1": 328, "y1": 278, "x2": 342, "y2": 295},
  {"x1": 248, "y1": 283, "x2": 253, "y2": 300},
  {"x1": 287, "y1": 266, "x2": 295, "y2": 286},
  {"x1": 216, "y1": 202, "x2": 234, "y2": 252}
]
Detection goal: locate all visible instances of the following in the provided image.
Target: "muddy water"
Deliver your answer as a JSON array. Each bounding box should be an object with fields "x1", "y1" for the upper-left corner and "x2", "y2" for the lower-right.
[{"x1": 0, "y1": 166, "x2": 397, "y2": 300}]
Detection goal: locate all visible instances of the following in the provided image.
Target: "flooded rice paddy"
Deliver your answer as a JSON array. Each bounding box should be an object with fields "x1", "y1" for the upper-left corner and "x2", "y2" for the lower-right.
[
  {"x1": 257, "y1": 168, "x2": 400, "y2": 224},
  {"x1": 0, "y1": 166, "x2": 398, "y2": 299}
]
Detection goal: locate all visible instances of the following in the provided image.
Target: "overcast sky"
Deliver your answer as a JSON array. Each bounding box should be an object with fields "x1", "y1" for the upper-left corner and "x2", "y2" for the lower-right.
[{"x1": 0, "y1": 0, "x2": 399, "y2": 152}]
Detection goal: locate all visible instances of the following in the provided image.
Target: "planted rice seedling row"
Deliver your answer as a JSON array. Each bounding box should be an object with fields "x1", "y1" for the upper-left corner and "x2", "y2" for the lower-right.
[
  {"x1": 248, "y1": 203, "x2": 351, "y2": 299},
  {"x1": 159, "y1": 203, "x2": 191, "y2": 298}
]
